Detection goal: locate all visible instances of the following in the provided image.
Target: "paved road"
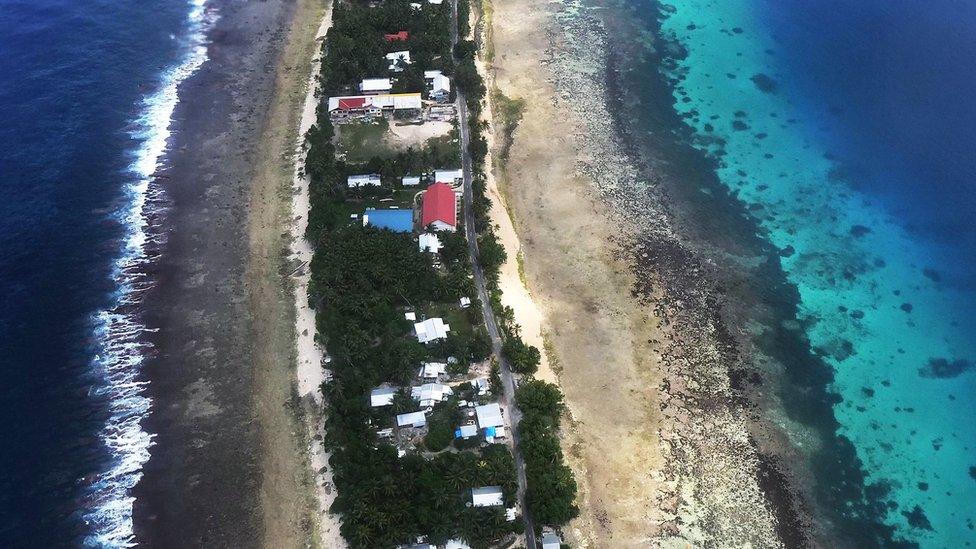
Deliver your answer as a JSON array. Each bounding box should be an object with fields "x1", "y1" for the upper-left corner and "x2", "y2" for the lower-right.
[{"x1": 451, "y1": 2, "x2": 538, "y2": 547}]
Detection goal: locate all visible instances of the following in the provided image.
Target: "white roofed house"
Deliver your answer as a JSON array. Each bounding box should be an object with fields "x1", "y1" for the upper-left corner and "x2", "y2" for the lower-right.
[
  {"x1": 347, "y1": 173, "x2": 381, "y2": 188},
  {"x1": 434, "y1": 168, "x2": 463, "y2": 186},
  {"x1": 475, "y1": 402, "x2": 504, "y2": 429},
  {"x1": 360, "y1": 77, "x2": 393, "y2": 94},
  {"x1": 411, "y1": 383, "x2": 453, "y2": 407},
  {"x1": 370, "y1": 386, "x2": 397, "y2": 407},
  {"x1": 414, "y1": 317, "x2": 449, "y2": 343},
  {"x1": 401, "y1": 175, "x2": 422, "y2": 186},
  {"x1": 541, "y1": 531, "x2": 562, "y2": 549},
  {"x1": 423, "y1": 70, "x2": 451, "y2": 102},
  {"x1": 471, "y1": 486, "x2": 503, "y2": 507},
  {"x1": 419, "y1": 362, "x2": 447, "y2": 379},
  {"x1": 396, "y1": 410, "x2": 428, "y2": 428},
  {"x1": 386, "y1": 50, "x2": 412, "y2": 71},
  {"x1": 418, "y1": 232, "x2": 442, "y2": 253}
]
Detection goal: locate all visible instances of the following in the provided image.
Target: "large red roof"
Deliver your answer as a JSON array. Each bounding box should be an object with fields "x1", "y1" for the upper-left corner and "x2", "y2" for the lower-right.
[
  {"x1": 421, "y1": 182, "x2": 457, "y2": 229},
  {"x1": 384, "y1": 30, "x2": 409, "y2": 42},
  {"x1": 337, "y1": 96, "x2": 367, "y2": 110}
]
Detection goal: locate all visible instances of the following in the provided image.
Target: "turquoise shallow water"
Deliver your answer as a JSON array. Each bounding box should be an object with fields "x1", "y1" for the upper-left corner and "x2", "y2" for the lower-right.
[{"x1": 656, "y1": 0, "x2": 976, "y2": 545}]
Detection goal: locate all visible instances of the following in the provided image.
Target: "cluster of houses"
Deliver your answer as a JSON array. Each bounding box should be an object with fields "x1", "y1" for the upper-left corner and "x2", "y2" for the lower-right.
[
  {"x1": 328, "y1": 32, "x2": 454, "y2": 123},
  {"x1": 352, "y1": 169, "x2": 463, "y2": 253}
]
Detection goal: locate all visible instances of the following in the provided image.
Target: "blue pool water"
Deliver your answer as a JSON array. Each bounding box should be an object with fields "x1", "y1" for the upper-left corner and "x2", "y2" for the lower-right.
[
  {"x1": 0, "y1": 0, "x2": 211, "y2": 545},
  {"x1": 656, "y1": 0, "x2": 976, "y2": 545}
]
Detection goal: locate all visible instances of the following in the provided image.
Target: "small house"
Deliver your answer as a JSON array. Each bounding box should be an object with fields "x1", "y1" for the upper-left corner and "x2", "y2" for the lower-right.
[
  {"x1": 445, "y1": 539, "x2": 471, "y2": 549},
  {"x1": 411, "y1": 383, "x2": 453, "y2": 407},
  {"x1": 386, "y1": 50, "x2": 412, "y2": 71},
  {"x1": 418, "y1": 232, "x2": 442, "y2": 253},
  {"x1": 459, "y1": 297, "x2": 471, "y2": 308},
  {"x1": 402, "y1": 175, "x2": 422, "y2": 186},
  {"x1": 370, "y1": 386, "x2": 397, "y2": 407},
  {"x1": 434, "y1": 169, "x2": 463, "y2": 185},
  {"x1": 455, "y1": 424, "x2": 478, "y2": 439},
  {"x1": 384, "y1": 30, "x2": 409, "y2": 42},
  {"x1": 423, "y1": 70, "x2": 451, "y2": 102},
  {"x1": 414, "y1": 317, "x2": 449, "y2": 344},
  {"x1": 471, "y1": 486, "x2": 503, "y2": 507},
  {"x1": 541, "y1": 532, "x2": 562, "y2": 549},
  {"x1": 360, "y1": 77, "x2": 393, "y2": 94},
  {"x1": 473, "y1": 377, "x2": 490, "y2": 395},
  {"x1": 421, "y1": 182, "x2": 457, "y2": 232},
  {"x1": 396, "y1": 410, "x2": 427, "y2": 428},
  {"x1": 419, "y1": 362, "x2": 447, "y2": 379},
  {"x1": 475, "y1": 402, "x2": 503, "y2": 429},
  {"x1": 347, "y1": 173, "x2": 381, "y2": 188}
]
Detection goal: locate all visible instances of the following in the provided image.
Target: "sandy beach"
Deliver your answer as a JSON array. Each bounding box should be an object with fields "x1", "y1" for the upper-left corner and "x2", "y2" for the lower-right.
[
  {"x1": 482, "y1": 0, "x2": 791, "y2": 545},
  {"x1": 288, "y1": 1, "x2": 347, "y2": 546},
  {"x1": 133, "y1": 0, "x2": 329, "y2": 546}
]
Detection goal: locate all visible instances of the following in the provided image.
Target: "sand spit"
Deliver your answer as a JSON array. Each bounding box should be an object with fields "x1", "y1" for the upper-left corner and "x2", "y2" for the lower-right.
[
  {"x1": 288, "y1": 2, "x2": 347, "y2": 547},
  {"x1": 486, "y1": 0, "x2": 787, "y2": 545}
]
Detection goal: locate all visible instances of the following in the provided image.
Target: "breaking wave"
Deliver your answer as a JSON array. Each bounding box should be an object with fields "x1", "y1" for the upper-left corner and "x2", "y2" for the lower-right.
[{"x1": 81, "y1": 1, "x2": 216, "y2": 546}]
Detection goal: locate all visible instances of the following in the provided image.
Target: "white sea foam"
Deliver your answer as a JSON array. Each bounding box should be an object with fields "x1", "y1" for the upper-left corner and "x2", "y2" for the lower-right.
[{"x1": 82, "y1": 1, "x2": 216, "y2": 546}]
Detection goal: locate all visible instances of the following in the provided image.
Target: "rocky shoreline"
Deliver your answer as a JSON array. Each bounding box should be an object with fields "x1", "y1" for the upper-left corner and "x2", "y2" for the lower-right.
[{"x1": 535, "y1": 0, "x2": 815, "y2": 545}]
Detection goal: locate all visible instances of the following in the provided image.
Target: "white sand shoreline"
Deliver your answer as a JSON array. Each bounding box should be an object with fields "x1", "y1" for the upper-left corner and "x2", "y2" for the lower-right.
[{"x1": 289, "y1": 3, "x2": 345, "y2": 547}]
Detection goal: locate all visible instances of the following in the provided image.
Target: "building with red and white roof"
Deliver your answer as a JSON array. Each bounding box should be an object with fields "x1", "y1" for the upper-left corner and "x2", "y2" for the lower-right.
[
  {"x1": 421, "y1": 182, "x2": 457, "y2": 231},
  {"x1": 327, "y1": 93, "x2": 422, "y2": 121}
]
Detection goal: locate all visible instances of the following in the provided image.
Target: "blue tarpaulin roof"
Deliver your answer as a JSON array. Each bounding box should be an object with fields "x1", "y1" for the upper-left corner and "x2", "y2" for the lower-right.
[
  {"x1": 484, "y1": 426, "x2": 497, "y2": 437},
  {"x1": 365, "y1": 209, "x2": 413, "y2": 232}
]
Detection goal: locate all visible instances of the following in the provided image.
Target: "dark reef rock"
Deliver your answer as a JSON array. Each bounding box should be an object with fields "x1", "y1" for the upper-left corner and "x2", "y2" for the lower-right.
[
  {"x1": 902, "y1": 505, "x2": 933, "y2": 530},
  {"x1": 732, "y1": 120, "x2": 749, "y2": 131},
  {"x1": 750, "y1": 73, "x2": 778, "y2": 93},
  {"x1": 918, "y1": 357, "x2": 973, "y2": 379},
  {"x1": 923, "y1": 268, "x2": 941, "y2": 282},
  {"x1": 850, "y1": 225, "x2": 872, "y2": 238}
]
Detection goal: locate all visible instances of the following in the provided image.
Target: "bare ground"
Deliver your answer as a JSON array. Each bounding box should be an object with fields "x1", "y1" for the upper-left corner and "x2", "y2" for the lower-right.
[{"x1": 484, "y1": 0, "x2": 666, "y2": 545}]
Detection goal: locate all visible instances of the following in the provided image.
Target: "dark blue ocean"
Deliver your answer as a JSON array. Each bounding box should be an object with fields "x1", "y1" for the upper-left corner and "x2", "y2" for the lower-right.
[
  {"x1": 657, "y1": 0, "x2": 976, "y2": 545},
  {"x1": 0, "y1": 0, "x2": 211, "y2": 545}
]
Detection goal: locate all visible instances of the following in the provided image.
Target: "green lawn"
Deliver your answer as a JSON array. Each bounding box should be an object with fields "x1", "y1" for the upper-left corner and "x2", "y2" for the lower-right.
[{"x1": 336, "y1": 119, "x2": 394, "y2": 163}]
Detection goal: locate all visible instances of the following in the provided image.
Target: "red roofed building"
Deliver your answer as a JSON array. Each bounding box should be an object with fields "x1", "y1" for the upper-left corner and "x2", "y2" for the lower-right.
[
  {"x1": 421, "y1": 182, "x2": 457, "y2": 232},
  {"x1": 384, "y1": 30, "x2": 409, "y2": 42}
]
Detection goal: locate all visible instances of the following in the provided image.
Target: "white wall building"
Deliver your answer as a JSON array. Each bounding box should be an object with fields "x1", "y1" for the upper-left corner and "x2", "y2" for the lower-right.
[
  {"x1": 414, "y1": 317, "x2": 449, "y2": 343},
  {"x1": 347, "y1": 173, "x2": 381, "y2": 187},
  {"x1": 418, "y1": 232, "x2": 442, "y2": 253},
  {"x1": 370, "y1": 386, "x2": 397, "y2": 407},
  {"x1": 396, "y1": 410, "x2": 427, "y2": 428},
  {"x1": 419, "y1": 362, "x2": 447, "y2": 379},
  {"x1": 434, "y1": 168, "x2": 463, "y2": 185},
  {"x1": 471, "y1": 486, "x2": 503, "y2": 507},
  {"x1": 402, "y1": 175, "x2": 422, "y2": 186},
  {"x1": 386, "y1": 50, "x2": 412, "y2": 71},
  {"x1": 475, "y1": 402, "x2": 504, "y2": 429},
  {"x1": 411, "y1": 383, "x2": 453, "y2": 407},
  {"x1": 360, "y1": 77, "x2": 393, "y2": 93}
]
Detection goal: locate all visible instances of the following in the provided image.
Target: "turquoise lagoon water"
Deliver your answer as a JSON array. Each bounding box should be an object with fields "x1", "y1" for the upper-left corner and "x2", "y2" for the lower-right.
[{"x1": 657, "y1": 0, "x2": 976, "y2": 545}]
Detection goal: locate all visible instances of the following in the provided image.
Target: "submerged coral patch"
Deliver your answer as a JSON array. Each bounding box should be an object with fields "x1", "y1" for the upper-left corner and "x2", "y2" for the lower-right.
[
  {"x1": 750, "y1": 73, "x2": 778, "y2": 93},
  {"x1": 902, "y1": 505, "x2": 933, "y2": 531},
  {"x1": 918, "y1": 357, "x2": 973, "y2": 379}
]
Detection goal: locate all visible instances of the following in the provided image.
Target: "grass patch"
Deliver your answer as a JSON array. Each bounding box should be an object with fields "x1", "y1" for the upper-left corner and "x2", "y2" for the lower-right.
[
  {"x1": 542, "y1": 330, "x2": 562, "y2": 376},
  {"x1": 491, "y1": 89, "x2": 525, "y2": 163},
  {"x1": 335, "y1": 119, "x2": 393, "y2": 163},
  {"x1": 516, "y1": 249, "x2": 526, "y2": 287}
]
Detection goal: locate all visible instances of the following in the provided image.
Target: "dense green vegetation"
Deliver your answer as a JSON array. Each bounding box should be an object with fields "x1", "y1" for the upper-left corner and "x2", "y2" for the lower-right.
[
  {"x1": 303, "y1": 1, "x2": 524, "y2": 547},
  {"x1": 516, "y1": 380, "x2": 579, "y2": 527}
]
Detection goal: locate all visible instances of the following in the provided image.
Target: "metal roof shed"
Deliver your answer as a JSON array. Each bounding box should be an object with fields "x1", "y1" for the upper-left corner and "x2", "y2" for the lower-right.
[
  {"x1": 475, "y1": 402, "x2": 503, "y2": 429},
  {"x1": 471, "y1": 486, "x2": 503, "y2": 507}
]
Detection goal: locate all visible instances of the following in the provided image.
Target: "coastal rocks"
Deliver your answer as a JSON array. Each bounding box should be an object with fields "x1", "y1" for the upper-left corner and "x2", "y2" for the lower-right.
[{"x1": 540, "y1": 2, "x2": 789, "y2": 546}]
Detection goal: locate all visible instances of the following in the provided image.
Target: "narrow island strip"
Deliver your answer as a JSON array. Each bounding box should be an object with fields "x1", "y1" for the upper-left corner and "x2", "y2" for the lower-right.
[{"x1": 293, "y1": 0, "x2": 581, "y2": 547}]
